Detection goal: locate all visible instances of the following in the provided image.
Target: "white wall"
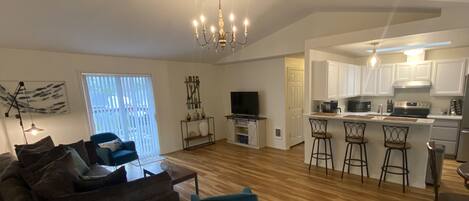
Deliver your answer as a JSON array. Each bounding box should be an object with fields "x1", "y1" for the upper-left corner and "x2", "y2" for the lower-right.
[
  {"x1": 220, "y1": 57, "x2": 288, "y2": 150},
  {"x1": 0, "y1": 48, "x2": 224, "y2": 154}
]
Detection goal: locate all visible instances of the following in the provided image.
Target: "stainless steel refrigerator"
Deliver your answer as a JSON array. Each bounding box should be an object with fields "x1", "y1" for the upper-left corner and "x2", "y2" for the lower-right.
[{"x1": 458, "y1": 75, "x2": 469, "y2": 162}]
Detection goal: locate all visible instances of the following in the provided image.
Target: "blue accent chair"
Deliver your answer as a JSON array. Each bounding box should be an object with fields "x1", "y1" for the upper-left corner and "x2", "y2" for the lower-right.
[
  {"x1": 90, "y1": 132, "x2": 140, "y2": 166},
  {"x1": 191, "y1": 188, "x2": 258, "y2": 201}
]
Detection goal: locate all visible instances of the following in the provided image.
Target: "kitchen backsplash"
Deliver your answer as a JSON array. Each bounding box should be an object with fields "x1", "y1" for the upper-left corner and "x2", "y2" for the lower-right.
[{"x1": 346, "y1": 88, "x2": 462, "y2": 115}]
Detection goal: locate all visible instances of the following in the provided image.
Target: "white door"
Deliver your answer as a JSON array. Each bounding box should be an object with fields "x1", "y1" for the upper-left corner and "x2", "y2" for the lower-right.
[
  {"x1": 287, "y1": 67, "x2": 304, "y2": 147},
  {"x1": 377, "y1": 64, "x2": 394, "y2": 96},
  {"x1": 327, "y1": 62, "x2": 339, "y2": 99},
  {"x1": 413, "y1": 62, "x2": 432, "y2": 80},
  {"x1": 395, "y1": 64, "x2": 413, "y2": 81},
  {"x1": 431, "y1": 59, "x2": 466, "y2": 96},
  {"x1": 361, "y1": 66, "x2": 377, "y2": 96}
]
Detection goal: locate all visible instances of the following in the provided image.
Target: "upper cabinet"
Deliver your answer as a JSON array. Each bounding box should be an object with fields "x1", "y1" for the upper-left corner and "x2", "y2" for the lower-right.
[
  {"x1": 376, "y1": 64, "x2": 395, "y2": 96},
  {"x1": 361, "y1": 66, "x2": 378, "y2": 96},
  {"x1": 361, "y1": 65, "x2": 394, "y2": 96},
  {"x1": 311, "y1": 61, "x2": 361, "y2": 100},
  {"x1": 431, "y1": 59, "x2": 466, "y2": 96},
  {"x1": 395, "y1": 62, "x2": 432, "y2": 82}
]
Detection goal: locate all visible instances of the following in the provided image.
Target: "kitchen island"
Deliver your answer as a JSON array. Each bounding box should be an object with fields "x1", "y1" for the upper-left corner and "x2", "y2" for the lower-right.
[{"x1": 304, "y1": 112, "x2": 435, "y2": 188}]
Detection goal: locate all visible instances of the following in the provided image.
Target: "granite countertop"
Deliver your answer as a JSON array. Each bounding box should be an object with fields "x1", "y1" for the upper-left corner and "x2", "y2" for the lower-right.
[{"x1": 305, "y1": 112, "x2": 435, "y2": 125}]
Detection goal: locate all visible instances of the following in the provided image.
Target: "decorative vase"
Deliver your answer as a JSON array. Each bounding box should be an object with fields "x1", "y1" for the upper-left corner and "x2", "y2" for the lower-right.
[
  {"x1": 201, "y1": 108, "x2": 206, "y2": 119},
  {"x1": 186, "y1": 113, "x2": 191, "y2": 121},
  {"x1": 199, "y1": 121, "x2": 209, "y2": 136}
]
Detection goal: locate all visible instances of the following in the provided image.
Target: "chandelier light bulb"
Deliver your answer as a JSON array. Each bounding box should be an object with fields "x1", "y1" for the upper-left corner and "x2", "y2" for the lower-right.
[
  {"x1": 232, "y1": 26, "x2": 237, "y2": 33},
  {"x1": 210, "y1": 25, "x2": 216, "y2": 33},
  {"x1": 192, "y1": 20, "x2": 198, "y2": 27},
  {"x1": 244, "y1": 19, "x2": 249, "y2": 26},
  {"x1": 229, "y1": 13, "x2": 235, "y2": 22},
  {"x1": 200, "y1": 15, "x2": 205, "y2": 23}
]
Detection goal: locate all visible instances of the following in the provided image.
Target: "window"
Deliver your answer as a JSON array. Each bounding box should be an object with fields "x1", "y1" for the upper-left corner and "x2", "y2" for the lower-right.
[{"x1": 83, "y1": 74, "x2": 160, "y2": 160}]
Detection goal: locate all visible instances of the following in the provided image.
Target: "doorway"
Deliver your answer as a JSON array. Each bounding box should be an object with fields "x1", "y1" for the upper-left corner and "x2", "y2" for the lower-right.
[{"x1": 286, "y1": 58, "x2": 305, "y2": 147}]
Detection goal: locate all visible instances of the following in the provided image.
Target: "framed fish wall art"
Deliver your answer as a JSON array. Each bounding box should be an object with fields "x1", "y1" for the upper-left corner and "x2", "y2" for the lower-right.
[{"x1": 0, "y1": 80, "x2": 70, "y2": 115}]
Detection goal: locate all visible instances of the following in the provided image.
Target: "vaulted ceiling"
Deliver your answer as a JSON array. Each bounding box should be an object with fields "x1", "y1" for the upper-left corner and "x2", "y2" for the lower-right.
[{"x1": 0, "y1": 0, "x2": 468, "y2": 63}]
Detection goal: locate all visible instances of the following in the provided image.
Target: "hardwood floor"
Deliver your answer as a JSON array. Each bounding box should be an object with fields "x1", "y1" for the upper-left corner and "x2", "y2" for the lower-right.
[{"x1": 162, "y1": 141, "x2": 468, "y2": 201}]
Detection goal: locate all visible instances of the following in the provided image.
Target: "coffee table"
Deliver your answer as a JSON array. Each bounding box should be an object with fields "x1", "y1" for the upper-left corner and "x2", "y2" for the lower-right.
[{"x1": 143, "y1": 161, "x2": 199, "y2": 195}]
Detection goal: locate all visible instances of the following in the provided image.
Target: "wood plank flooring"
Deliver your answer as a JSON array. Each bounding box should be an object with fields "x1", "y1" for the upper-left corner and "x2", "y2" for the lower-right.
[{"x1": 162, "y1": 141, "x2": 469, "y2": 201}]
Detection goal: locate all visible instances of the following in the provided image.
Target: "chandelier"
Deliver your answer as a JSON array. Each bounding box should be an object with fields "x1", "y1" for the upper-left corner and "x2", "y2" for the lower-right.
[{"x1": 192, "y1": 0, "x2": 249, "y2": 51}]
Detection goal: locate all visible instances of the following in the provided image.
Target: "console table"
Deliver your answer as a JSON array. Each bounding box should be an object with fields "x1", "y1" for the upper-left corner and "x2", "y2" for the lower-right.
[{"x1": 180, "y1": 117, "x2": 215, "y2": 150}]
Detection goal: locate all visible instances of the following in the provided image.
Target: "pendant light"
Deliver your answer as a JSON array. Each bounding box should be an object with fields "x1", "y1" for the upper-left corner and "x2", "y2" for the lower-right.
[{"x1": 367, "y1": 42, "x2": 381, "y2": 68}]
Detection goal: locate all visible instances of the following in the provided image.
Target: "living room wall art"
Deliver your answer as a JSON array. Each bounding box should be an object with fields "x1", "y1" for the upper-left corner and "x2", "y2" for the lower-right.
[{"x1": 0, "y1": 80, "x2": 70, "y2": 115}]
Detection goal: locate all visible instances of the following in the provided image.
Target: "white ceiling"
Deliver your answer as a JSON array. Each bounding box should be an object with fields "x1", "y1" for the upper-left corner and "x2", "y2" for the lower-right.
[
  {"x1": 0, "y1": 0, "x2": 468, "y2": 63},
  {"x1": 324, "y1": 28, "x2": 469, "y2": 57}
]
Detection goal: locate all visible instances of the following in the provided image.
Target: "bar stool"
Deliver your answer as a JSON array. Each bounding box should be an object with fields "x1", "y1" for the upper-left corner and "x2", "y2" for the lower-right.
[
  {"x1": 308, "y1": 118, "x2": 334, "y2": 175},
  {"x1": 378, "y1": 125, "x2": 410, "y2": 193},
  {"x1": 341, "y1": 122, "x2": 369, "y2": 183}
]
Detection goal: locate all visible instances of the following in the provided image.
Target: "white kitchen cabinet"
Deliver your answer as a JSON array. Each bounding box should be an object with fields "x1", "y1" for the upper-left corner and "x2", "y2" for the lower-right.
[
  {"x1": 376, "y1": 64, "x2": 394, "y2": 96},
  {"x1": 430, "y1": 119, "x2": 460, "y2": 156},
  {"x1": 431, "y1": 59, "x2": 466, "y2": 96},
  {"x1": 312, "y1": 61, "x2": 360, "y2": 100},
  {"x1": 361, "y1": 66, "x2": 378, "y2": 96},
  {"x1": 413, "y1": 62, "x2": 432, "y2": 80},
  {"x1": 353, "y1": 65, "x2": 362, "y2": 96},
  {"x1": 395, "y1": 64, "x2": 413, "y2": 81},
  {"x1": 395, "y1": 62, "x2": 432, "y2": 81},
  {"x1": 327, "y1": 61, "x2": 339, "y2": 99}
]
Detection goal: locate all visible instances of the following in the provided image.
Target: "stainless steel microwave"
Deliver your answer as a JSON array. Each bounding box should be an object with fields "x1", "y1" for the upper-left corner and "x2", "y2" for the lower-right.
[{"x1": 347, "y1": 100, "x2": 371, "y2": 112}]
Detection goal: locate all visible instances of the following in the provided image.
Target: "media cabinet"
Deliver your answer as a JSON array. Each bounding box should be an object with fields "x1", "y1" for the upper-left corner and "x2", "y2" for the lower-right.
[{"x1": 225, "y1": 115, "x2": 266, "y2": 149}]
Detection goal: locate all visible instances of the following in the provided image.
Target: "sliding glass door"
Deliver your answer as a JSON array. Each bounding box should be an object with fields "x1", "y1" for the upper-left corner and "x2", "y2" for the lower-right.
[{"x1": 83, "y1": 74, "x2": 160, "y2": 160}]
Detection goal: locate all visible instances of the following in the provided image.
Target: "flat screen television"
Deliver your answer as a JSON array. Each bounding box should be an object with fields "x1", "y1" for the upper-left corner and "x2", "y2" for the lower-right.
[{"x1": 230, "y1": 92, "x2": 259, "y2": 116}]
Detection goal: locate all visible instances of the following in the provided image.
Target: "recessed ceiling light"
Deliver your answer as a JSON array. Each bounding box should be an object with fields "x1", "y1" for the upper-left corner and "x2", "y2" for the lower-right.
[{"x1": 366, "y1": 41, "x2": 451, "y2": 53}]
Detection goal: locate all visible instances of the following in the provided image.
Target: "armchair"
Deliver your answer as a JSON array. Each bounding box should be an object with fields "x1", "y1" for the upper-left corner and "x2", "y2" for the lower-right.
[{"x1": 90, "y1": 132, "x2": 140, "y2": 167}]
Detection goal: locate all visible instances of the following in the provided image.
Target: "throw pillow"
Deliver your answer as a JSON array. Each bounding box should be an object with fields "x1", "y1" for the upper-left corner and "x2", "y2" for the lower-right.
[
  {"x1": 14, "y1": 136, "x2": 54, "y2": 155},
  {"x1": 62, "y1": 140, "x2": 91, "y2": 166},
  {"x1": 65, "y1": 147, "x2": 90, "y2": 175},
  {"x1": 98, "y1": 139, "x2": 122, "y2": 152},
  {"x1": 15, "y1": 136, "x2": 55, "y2": 167},
  {"x1": 20, "y1": 146, "x2": 68, "y2": 187},
  {"x1": 74, "y1": 166, "x2": 127, "y2": 192},
  {"x1": 30, "y1": 153, "x2": 80, "y2": 200}
]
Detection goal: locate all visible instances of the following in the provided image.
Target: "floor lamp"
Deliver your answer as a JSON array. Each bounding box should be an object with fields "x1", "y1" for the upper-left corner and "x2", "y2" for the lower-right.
[{"x1": 4, "y1": 81, "x2": 44, "y2": 144}]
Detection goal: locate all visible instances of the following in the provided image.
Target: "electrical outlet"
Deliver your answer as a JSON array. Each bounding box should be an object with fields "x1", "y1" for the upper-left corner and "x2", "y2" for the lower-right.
[{"x1": 275, "y1": 128, "x2": 281, "y2": 138}]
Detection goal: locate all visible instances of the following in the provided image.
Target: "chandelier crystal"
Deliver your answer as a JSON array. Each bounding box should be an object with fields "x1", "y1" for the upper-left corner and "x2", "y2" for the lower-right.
[{"x1": 192, "y1": 0, "x2": 249, "y2": 51}]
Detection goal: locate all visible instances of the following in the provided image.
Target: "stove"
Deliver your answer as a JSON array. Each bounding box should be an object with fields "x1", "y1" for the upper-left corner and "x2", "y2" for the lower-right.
[{"x1": 390, "y1": 101, "x2": 431, "y2": 118}]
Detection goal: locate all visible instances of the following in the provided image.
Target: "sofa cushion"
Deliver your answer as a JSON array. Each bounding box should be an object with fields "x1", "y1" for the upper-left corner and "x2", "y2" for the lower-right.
[
  {"x1": 15, "y1": 136, "x2": 54, "y2": 155},
  {"x1": 0, "y1": 153, "x2": 14, "y2": 175},
  {"x1": 74, "y1": 166, "x2": 127, "y2": 192},
  {"x1": 0, "y1": 177, "x2": 34, "y2": 201},
  {"x1": 84, "y1": 141, "x2": 99, "y2": 165},
  {"x1": 1, "y1": 161, "x2": 22, "y2": 182},
  {"x1": 30, "y1": 153, "x2": 80, "y2": 200},
  {"x1": 65, "y1": 147, "x2": 90, "y2": 175},
  {"x1": 63, "y1": 140, "x2": 91, "y2": 166},
  {"x1": 84, "y1": 165, "x2": 111, "y2": 177},
  {"x1": 15, "y1": 136, "x2": 56, "y2": 167}
]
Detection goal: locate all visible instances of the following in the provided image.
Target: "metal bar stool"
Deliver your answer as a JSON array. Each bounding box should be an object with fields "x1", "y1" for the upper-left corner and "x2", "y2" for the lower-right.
[
  {"x1": 341, "y1": 122, "x2": 369, "y2": 183},
  {"x1": 308, "y1": 118, "x2": 334, "y2": 175},
  {"x1": 378, "y1": 125, "x2": 410, "y2": 193}
]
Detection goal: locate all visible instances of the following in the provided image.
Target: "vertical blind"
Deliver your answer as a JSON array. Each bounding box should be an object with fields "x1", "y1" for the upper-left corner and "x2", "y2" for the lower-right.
[{"x1": 84, "y1": 74, "x2": 160, "y2": 159}]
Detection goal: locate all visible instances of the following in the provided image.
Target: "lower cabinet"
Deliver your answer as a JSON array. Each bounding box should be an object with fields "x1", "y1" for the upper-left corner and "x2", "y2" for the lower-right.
[
  {"x1": 430, "y1": 119, "x2": 460, "y2": 156},
  {"x1": 227, "y1": 118, "x2": 266, "y2": 149}
]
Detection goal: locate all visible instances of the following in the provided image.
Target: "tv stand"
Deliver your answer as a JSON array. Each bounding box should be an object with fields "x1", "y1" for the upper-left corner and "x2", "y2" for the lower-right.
[{"x1": 225, "y1": 115, "x2": 266, "y2": 149}]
